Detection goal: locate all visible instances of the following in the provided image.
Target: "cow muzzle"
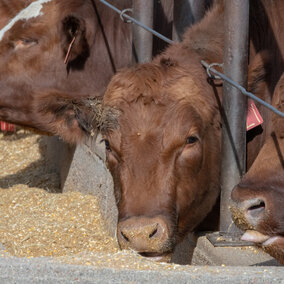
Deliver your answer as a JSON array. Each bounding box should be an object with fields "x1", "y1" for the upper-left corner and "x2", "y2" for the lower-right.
[
  {"x1": 117, "y1": 215, "x2": 172, "y2": 261},
  {"x1": 231, "y1": 186, "x2": 266, "y2": 229}
]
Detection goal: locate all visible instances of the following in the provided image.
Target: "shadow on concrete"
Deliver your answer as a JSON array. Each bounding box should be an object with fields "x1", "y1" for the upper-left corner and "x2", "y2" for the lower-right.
[{"x1": 0, "y1": 135, "x2": 61, "y2": 193}]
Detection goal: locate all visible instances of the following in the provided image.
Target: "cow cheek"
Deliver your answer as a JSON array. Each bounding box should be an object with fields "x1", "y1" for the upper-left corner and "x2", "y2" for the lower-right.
[
  {"x1": 175, "y1": 182, "x2": 198, "y2": 236},
  {"x1": 106, "y1": 152, "x2": 118, "y2": 172},
  {"x1": 259, "y1": 207, "x2": 284, "y2": 235},
  {"x1": 174, "y1": 145, "x2": 205, "y2": 233},
  {"x1": 105, "y1": 153, "x2": 121, "y2": 202},
  {"x1": 175, "y1": 144, "x2": 204, "y2": 206},
  {"x1": 178, "y1": 144, "x2": 203, "y2": 175},
  {"x1": 269, "y1": 195, "x2": 284, "y2": 234}
]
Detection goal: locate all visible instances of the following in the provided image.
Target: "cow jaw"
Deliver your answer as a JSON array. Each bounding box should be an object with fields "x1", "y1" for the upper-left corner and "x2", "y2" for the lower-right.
[{"x1": 241, "y1": 229, "x2": 284, "y2": 265}]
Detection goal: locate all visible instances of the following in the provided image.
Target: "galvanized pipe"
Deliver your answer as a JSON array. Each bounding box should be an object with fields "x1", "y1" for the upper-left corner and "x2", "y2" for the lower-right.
[
  {"x1": 220, "y1": 0, "x2": 249, "y2": 233},
  {"x1": 132, "y1": 1, "x2": 154, "y2": 63}
]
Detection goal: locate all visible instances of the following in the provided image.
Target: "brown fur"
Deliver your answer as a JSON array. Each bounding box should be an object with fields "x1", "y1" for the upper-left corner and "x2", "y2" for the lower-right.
[
  {"x1": 0, "y1": 0, "x2": 132, "y2": 143},
  {"x1": 102, "y1": 0, "x2": 284, "y2": 259}
]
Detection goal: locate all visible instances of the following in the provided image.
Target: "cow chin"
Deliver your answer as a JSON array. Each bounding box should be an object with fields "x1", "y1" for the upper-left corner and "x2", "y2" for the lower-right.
[
  {"x1": 116, "y1": 215, "x2": 176, "y2": 262},
  {"x1": 139, "y1": 252, "x2": 173, "y2": 263},
  {"x1": 262, "y1": 237, "x2": 284, "y2": 265},
  {"x1": 231, "y1": 186, "x2": 284, "y2": 264}
]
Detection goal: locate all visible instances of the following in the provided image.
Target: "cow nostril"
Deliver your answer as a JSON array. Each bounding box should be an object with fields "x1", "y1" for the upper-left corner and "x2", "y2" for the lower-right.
[
  {"x1": 246, "y1": 199, "x2": 266, "y2": 219},
  {"x1": 120, "y1": 231, "x2": 129, "y2": 242},
  {"x1": 247, "y1": 200, "x2": 265, "y2": 212},
  {"x1": 149, "y1": 227, "x2": 158, "y2": 239}
]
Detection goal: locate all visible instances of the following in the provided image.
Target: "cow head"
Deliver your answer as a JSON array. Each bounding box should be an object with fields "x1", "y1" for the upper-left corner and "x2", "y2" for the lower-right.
[
  {"x1": 102, "y1": 58, "x2": 221, "y2": 260},
  {"x1": 0, "y1": 0, "x2": 131, "y2": 143},
  {"x1": 231, "y1": 135, "x2": 284, "y2": 265},
  {"x1": 231, "y1": 72, "x2": 284, "y2": 265}
]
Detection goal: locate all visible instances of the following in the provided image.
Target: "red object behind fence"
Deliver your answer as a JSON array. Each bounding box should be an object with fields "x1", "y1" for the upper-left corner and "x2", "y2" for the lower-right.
[
  {"x1": 0, "y1": 121, "x2": 16, "y2": 132},
  {"x1": 246, "y1": 99, "x2": 263, "y2": 131}
]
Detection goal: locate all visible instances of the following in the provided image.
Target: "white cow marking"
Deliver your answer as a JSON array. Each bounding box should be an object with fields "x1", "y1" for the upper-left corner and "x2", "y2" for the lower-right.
[{"x1": 0, "y1": 0, "x2": 52, "y2": 41}]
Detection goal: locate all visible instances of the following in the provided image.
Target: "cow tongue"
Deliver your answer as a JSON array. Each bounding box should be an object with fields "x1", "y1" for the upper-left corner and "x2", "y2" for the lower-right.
[{"x1": 241, "y1": 230, "x2": 270, "y2": 243}]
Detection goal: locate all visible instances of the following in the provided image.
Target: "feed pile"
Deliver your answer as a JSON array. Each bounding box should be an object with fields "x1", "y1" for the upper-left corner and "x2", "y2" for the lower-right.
[{"x1": 0, "y1": 131, "x2": 118, "y2": 258}]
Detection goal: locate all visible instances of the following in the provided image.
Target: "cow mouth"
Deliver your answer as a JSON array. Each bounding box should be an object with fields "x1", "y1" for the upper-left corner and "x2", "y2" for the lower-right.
[
  {"x1": 139, "y1": 252, "x2": 172, "y2": 262},
  {"x1": 241, "y1": 230, "x2": 284, "y2": 247}
]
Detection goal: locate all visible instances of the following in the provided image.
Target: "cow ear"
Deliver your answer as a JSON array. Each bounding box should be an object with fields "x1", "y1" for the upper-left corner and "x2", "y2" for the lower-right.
[
  {"x1": 61, "y1": 15, "x2": 90, "y2": 67},
  {"x1": 73, "y1": 99, "x2": 120, "y2": 135},
  {"x1": 33, "y1": 92, "x2": 119, "y2": 144},
  {"x1": 32, "y1": 92, "x2": 100, "y2": 144}
]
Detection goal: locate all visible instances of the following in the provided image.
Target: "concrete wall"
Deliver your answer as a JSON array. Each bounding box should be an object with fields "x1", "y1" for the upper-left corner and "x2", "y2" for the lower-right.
[{"x1": 44, "y1": 136, "x2": 117, "y2": 237}]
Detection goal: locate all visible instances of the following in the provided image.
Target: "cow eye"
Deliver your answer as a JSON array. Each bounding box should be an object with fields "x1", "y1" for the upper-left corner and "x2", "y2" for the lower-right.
[
  {"x1": 14, "y1": 38, "x2": 38, "y2": 50},
  {"x1": 186, "y1": 136, "x2": 198, "y2": 144},
  {"x1": 104, "y1": 139, "x2": 111, "y2": 151},
  {"x1": 21, "y1": 38, "x2": 38, "y2": 44}
]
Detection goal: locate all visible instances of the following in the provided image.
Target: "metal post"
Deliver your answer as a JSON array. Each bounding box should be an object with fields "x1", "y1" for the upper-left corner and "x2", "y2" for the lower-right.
[
  {"x1": 132, "y1": 1, "x2": 153, "y2": 63},
  {"x1": 220, "y1": 1, "x2": 249, "y2": 234},
  {"x1": 173, "y1": 0, "x2": 211, "y2": 42}
]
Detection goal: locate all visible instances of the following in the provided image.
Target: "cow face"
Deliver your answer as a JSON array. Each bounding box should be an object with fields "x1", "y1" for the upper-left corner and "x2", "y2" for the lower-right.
[
  {"x1": 103, "y1": 60, "x2": 221, "y2": 260},
  {"x1": 0, "y1": 0, "x2": 131, "y2": 143},
  {"x1": 231, "y1": 73, "x2": 284, "y2": 265}
]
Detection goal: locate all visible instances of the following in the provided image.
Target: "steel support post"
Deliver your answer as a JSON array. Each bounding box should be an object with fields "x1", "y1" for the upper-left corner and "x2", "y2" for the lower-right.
[
  {"x1": 132, "y1": 1, "x2": 153, "y2": 63},
  {"x1": 220, "y1": 0, "x2": 249, "y2": 234}
]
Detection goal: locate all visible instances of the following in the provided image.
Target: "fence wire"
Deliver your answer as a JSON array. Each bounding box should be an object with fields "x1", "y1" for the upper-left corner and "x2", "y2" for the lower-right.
[
  {"x1": 201, "y1": 60, "x2": 284, "y2": 118},
  {"x1": 99, "y1": 0, "x2": 174, "y2": 44}
]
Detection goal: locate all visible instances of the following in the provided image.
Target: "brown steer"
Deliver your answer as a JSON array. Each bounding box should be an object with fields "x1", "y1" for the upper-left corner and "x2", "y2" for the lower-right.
[
  {"x1": 101, "y1": 0, "x2": 284, "y2": 261},
  {"x1": 0, "y1": 0, "x2": 132, "y2": 143},
  {"x1": 102, "y1": 3, "x2": 224, "y2": 260}
]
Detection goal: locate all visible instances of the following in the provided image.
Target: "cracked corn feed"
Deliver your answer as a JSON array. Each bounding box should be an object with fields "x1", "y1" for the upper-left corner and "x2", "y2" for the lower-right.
[{"x1": 0, "y1": 131, "x2": 118, "y2": 257}]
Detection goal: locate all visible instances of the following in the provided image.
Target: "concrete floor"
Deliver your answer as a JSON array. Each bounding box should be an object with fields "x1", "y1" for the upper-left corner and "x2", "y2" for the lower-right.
[{"x1": 0, "y1": 255, "x2": 283, "y2": 284}]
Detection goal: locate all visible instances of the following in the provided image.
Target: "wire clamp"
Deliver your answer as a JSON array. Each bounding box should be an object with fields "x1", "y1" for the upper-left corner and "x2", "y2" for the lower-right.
[
  {"x1": 206, "y1": 62, "x2": 223, "y2": 80},
  {"x1": 120, "y1": 8, "x2": 133, "y2": 23}
]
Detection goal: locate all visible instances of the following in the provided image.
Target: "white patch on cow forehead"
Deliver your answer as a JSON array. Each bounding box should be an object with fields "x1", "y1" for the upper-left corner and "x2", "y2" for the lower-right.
[{"x1": 0, "y1": 0, "x2": 52, "y2": 41}]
